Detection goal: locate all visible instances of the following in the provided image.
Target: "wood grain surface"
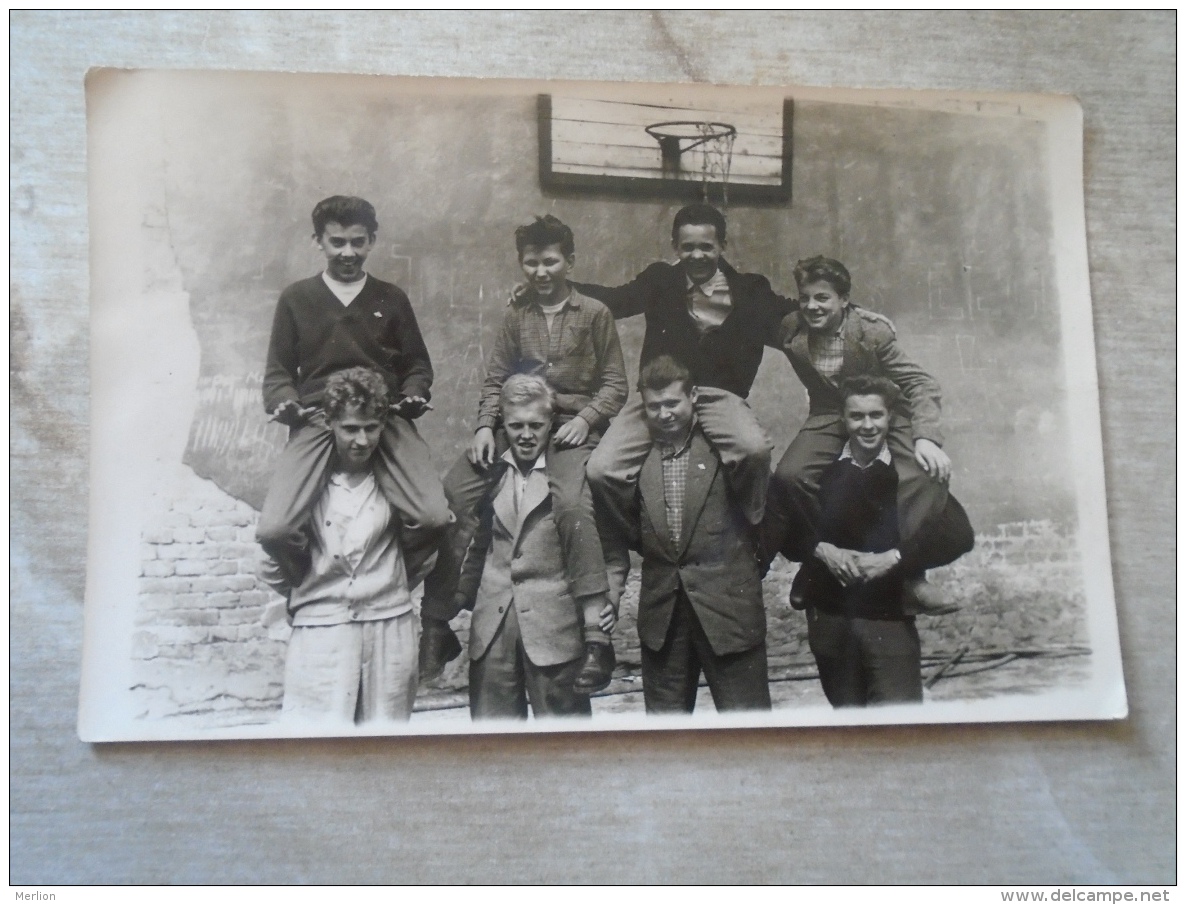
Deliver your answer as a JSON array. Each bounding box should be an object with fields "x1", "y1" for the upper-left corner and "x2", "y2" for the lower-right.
[{"x1": 10, "y1": 11, "x2": 1175, "y2": 884}]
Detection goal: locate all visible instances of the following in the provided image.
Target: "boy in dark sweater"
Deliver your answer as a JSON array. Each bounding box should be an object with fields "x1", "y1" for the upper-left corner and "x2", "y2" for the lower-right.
[
  {"x1": 786, "y1": 375, "x2": 974, "y2": 707},
  {"x1": 257, "y1": 196, "x2": 450, "y2": 588}
]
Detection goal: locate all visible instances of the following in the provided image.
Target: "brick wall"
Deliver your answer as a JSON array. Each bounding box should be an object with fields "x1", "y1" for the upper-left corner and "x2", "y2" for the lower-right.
[
  {"x1": 132, "y1": 468, "x2": 1088, "y2": 727},
  {"x1": 132, "y1": 470, "x2": 290, "y2": 725}
]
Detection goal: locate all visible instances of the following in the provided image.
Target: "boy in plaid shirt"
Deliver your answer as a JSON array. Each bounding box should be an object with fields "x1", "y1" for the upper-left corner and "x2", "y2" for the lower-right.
[{"x1": 419, "y1": 215, "x2": 628, "y2": 694}]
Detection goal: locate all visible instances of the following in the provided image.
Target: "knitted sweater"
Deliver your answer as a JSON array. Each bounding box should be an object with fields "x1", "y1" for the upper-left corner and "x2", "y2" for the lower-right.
[
  {"x1": 263, "y1": 274, "x2": 433, "y2": 412},
  {"x1": 798, "y1": 455, "x2": 907, "y2": 620}
]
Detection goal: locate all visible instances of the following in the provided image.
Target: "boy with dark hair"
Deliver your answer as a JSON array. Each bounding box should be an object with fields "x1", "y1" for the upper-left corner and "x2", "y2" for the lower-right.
[
  {"x1": 418, "y1": 214, "x2": 628, "y2": 693},
  {"x1": 257, "y1": 196, "x2": 450, "y2": 591},
  {"x1": 764, "y1": 255, "x2": 958, "y2": 614},
  {"x1": 261, "y1": 367, "x2": 428, "y2": 725},
  {"x1": 781, "y1": 375, "x2": 974, "y2": 707},
  {"x1": 574, "y1": 202, "x2": 796, "y2": 546},
  {"x1": 611, "y1": 355, "x2": 771, "y2": 714}
]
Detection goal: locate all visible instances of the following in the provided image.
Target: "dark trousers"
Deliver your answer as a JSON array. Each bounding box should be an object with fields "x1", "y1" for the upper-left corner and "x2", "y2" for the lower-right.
[
  {"x1": 641, "y1": 592, "x2": 771, "y2": 714},
  {"x1": 762, "y1": 413, "x2": 948, "y2": 568},
  {"x1": 807, "y1": 608, "x2": 923, "y2": 707},
  {"x1": 256, "y1": 410, "x2": 450, "y2": 587},
  {"x1": 421, "y1": 428, "x2": 607, "y2": 622},
  {"x1": 468, "y1": 604, "x2": 592, "y2": 720}
]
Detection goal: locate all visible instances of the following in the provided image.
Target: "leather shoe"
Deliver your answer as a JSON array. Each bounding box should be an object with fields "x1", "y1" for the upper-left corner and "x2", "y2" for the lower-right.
[
  {"x1": 573, "y1": 641, "x2": 615, "y2": 694},
  {"x1": 788, "y1": 566, "x2": 811, "y2": 610},
  {"x1": 419, "y1": 617, "x2": 462, "y2": 682},
  {"x1": 902, "y1": 576, "x2": 959, "y2": 616}
]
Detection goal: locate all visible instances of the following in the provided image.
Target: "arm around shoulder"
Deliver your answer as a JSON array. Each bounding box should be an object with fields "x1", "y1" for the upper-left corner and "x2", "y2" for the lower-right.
[
  {"x1": 743, "y1": 272, "x2": 799, "y2": 349},
  {"x1": 572, "y1": 261, "x2": 669, "y2": 319}
]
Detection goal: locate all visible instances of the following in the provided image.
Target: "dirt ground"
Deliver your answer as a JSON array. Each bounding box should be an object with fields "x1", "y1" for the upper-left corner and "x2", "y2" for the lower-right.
[{"x1": 410, "y1": 648, "x2": 1092, "y2": 723}]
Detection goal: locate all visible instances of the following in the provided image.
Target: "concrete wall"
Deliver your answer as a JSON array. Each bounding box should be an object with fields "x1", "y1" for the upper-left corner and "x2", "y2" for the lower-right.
[
  {"x1": 124, "y1": 71, "x2": 1083, "y2": 723},
  {"x1": 150, "y1": 72, "x2": 1067, "y2": 533}
]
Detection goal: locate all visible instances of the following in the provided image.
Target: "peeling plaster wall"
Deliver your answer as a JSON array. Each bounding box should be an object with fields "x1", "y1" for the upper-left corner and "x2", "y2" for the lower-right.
[
  {"x1": 121, "y1": 70, "x2": 1084, "y2": 726},
  {"x1": 132, "y1": 72, "x2": 1068, "y2": 532}
]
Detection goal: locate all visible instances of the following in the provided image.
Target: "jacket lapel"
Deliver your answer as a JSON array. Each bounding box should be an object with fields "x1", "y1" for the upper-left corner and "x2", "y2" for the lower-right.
[
  {"x1": 839, "y1": 306, "x2": 872, "y2": 377},
  {"x1": 786, "y1": 316, "x2": 811, "y2": 367},
  {"x1": 490, "y1": 463, "x2": 517, "y2": 543},
  {"x1": 678, "y1": 431, "x2": 718, "y2": 554},
  {"x1": 639, "y1": 448, "x2": 676, "y2": 560}
]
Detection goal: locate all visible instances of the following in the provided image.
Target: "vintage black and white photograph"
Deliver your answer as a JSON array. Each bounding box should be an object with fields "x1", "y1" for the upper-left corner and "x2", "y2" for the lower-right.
[{"x1": 78, "y1": 70, "x2": 1125, "y2": 741}]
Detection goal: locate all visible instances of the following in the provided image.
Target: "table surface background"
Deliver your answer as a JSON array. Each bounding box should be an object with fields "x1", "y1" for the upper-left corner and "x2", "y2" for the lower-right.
[{"x1": 10, "y1": 10, "x2": 1175, "y2": 884}]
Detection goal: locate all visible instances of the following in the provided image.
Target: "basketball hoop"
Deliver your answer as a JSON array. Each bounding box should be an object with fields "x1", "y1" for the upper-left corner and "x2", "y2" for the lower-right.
[{"x1": 645, "y1": 120, "x2": 737, "y2": 205}]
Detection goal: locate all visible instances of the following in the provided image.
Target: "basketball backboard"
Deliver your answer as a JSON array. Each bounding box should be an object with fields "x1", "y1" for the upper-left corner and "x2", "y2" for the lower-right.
[{"x1": 538, "y1": 93, "x2": 792, "y2": 205}]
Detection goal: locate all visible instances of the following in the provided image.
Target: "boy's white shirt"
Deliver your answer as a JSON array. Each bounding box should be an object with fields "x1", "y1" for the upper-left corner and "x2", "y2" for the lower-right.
[
  {"x1": 322, "y1": 270, "x2": 369, "y2": 306},
  {"x1": 535, "y1": 294, "x2": 569, "y2": 334},
  {"x1": 839, "y1": 440, "x2": 893, "y2": 469}
]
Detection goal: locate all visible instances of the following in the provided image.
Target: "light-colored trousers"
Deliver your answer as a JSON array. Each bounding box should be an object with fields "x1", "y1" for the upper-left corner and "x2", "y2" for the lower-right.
[{"x1": 282, "y1": 612, "x2": 419, "y2": 724}]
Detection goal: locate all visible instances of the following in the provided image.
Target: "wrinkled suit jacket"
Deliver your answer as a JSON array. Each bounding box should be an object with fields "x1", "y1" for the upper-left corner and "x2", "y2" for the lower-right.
[
  {"x1": 633, "y1": 429, "x2": 766, "y2": 656},
  {"x1": 456, "y1": 461, "x2": 584, "y2": 668}
]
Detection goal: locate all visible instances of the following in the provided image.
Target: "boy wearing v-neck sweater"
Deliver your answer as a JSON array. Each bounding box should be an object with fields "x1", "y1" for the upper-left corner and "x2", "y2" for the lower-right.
[{"x1": 257, "y1": 196, "x2": 450, "y2": 589}]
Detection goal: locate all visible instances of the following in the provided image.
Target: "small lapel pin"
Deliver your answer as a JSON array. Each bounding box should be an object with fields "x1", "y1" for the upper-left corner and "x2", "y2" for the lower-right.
[
  {"x1": 373, "y1": 311, "x2": 383, "y2": 317},
  {"x1": 697, "y1": 463, "x2": 706, "y2": 470}
]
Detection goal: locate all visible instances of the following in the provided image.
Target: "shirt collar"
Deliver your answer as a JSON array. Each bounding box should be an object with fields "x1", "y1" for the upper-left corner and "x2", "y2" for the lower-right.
[
  {"x1": 839, "y1": 440, "x2": 892, "y2": 469},
  {"x1": 686, "y1": 268, "x2": 729, "y2": 295},
  {"x1": 516, "y1": 289, "x2": 580, "y2": 310},
  {"x1": 534, "y1": 294, "x2": 571, "y2": 315},
  {"x1": 501, "y1": 448, "x2": 548, "y2": 474},
  {"x1": 658, "y1": 420, "x2": 697, "y2": 459},
  {"x1": 328, "y1": 469, "x2": 376, "y2": 489},
  {"x1": 322, "y1": 271, "x2": 368, "y2": 290}
]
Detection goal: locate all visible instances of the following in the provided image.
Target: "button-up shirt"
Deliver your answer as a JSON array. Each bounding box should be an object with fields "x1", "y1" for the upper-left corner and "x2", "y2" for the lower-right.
[
  {"x1": 807, "y1": 307, "x2": 849, "y2": 384},
  {"x1": 500, "y1": 448, "x2": 547, "y2": 517},
  {"x1": 839, "y1": 439, "x2": 893, "y2": 470},
  {"x1": 658, "y1": 423, "x2": 696, "y2": 549},
  {"x1": 269, "y1": 471, "x2": 413, "y2": 626},
  {"x1": 477, "y1": 289, "x2": 628, "y2": 433},
  {"x1": 686, "y1": 269, "x2": 733, "y2": 334}
]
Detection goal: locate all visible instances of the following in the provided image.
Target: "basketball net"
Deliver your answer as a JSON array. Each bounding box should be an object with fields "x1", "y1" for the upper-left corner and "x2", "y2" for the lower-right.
[{"x1": 696, "y1": 121, "x2": 735, "y2": 207}]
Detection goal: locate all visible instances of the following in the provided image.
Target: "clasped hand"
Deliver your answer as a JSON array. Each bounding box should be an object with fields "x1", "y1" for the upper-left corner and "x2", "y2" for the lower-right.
[{"x1": 814, "y1": 542, "x2": 901, "y2": 587}]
